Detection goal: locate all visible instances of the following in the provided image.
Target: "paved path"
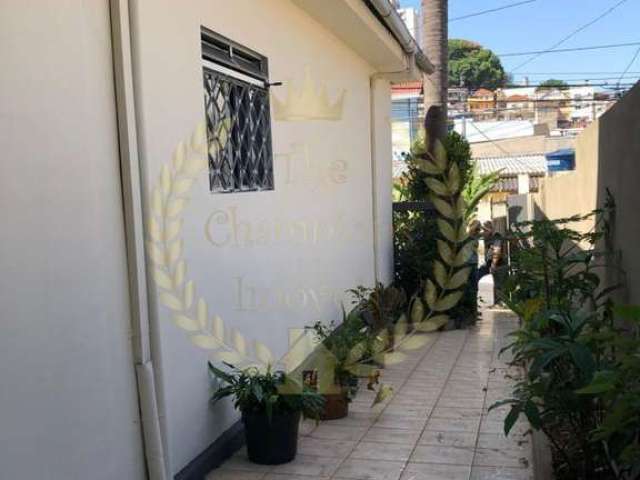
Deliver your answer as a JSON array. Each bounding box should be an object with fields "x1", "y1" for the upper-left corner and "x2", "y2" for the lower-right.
[{"x1": 209, "y1": 309, "x2": 533, "y2": 480}]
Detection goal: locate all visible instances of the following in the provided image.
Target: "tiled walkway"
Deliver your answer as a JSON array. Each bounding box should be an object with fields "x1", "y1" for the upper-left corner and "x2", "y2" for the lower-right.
[{"x1": 208, "y1": 309, "x2": 533, "y2": 480}]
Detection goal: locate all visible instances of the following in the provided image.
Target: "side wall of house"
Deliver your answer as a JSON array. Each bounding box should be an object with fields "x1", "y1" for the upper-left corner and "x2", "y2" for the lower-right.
[
  {"x1": 0, "y1": 1, "x2": 145, "y2": 478},
  {"x1": 534, "y1": 119, "x2": 600, "y2": 235},
  {"x1": 129, "y1": 0, "x2": 391, "y2": 473},
  {"x1": 595, "y1": 84, "x2": 640, "y2": 305},
  {"x1": 534, "y1": 83, "x2": 640, "y2": 304}
]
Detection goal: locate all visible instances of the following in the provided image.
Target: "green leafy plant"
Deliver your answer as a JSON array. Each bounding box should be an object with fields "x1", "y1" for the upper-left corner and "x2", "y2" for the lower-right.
[
  {"x1": 310, "y1": 309, "x2": 369, "y2": 396},
  {"x1": 462, "y1": 164, "x2": 501, "y2": 220},
  {"x1": 208, "y1": 362, "x2": 324, "y2": 422},
  {"x1": 349, "y1": 283, "x2": 407, "y2": 332},
  {"x1": 491, "y1": 200, "x2": 640, "y2": 479}
]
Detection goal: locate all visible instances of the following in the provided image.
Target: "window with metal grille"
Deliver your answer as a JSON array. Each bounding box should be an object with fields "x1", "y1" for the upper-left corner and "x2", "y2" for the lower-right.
[{"x1": 202, "y1": 27, "x2": 274, "y2": 193}]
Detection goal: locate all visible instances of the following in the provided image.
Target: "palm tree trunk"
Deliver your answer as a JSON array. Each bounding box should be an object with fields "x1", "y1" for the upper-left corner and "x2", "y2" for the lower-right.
[{"x1": 422, "y1": 0, "x2": 448, "y2": 144}]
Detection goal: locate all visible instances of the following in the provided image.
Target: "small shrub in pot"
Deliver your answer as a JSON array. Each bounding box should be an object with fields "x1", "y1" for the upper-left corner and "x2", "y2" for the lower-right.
[
  {"x1": 209, "y1": 362, "x2": 324, "y2": 465},
  {"x1": 310, "y1": 311, "x2": 368, "y2": 419}
]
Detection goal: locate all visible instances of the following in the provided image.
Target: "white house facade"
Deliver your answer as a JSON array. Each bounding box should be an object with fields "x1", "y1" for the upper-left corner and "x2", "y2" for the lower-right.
[{"x1": 0, "y1": 1, "x2": 431, "y2": 479}]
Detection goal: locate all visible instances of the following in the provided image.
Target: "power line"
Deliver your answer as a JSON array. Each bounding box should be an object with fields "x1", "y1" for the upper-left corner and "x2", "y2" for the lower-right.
[
  {"x1": 514, "y1": 71, "x2": 640, "y2": 76},
  {"x1": 509, "y1": 0, "x2": 630, "y2": 71},
  {"x1": 509, "y1": 76, "x2": 640, "y2": 83},
  {"x1": 450, "y1": 0, "x2": 536, "y2": 22},
  {"x1": 499, "y1": 41, "x2": 640, "y2": 58},
  {"x1": 467, "y1": 121, "x2": 513, "y2": 156},
  {"x1": 616, "y1": 46, "x2": 640, "y2": 87}
]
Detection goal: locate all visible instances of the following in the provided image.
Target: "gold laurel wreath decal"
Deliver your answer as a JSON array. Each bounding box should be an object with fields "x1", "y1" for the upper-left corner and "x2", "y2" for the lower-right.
[
  {"x1": 146, "y1": 122, "x2": 275, "y2": 368},
  {"x1": 409, "y1": 136, "x2": 471, "y2": 332},
  {"x1": 346, "y1": 136, "x2": 471, "y2": 371},
  {"x1": 147, "y1": 124, "x2": 467, "y2": 385}
]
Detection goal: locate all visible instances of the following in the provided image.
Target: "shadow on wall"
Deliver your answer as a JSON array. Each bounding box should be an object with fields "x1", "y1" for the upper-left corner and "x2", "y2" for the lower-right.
[{"x1": 595, "y1": 82, "x2": 640, "y2": 305}]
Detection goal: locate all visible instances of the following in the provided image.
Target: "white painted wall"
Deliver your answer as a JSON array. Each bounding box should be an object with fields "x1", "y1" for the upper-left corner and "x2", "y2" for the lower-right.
[
  {"x1": 129, "y1": 0, "x2": 390, "y2": 473},
  {"x1": 0, "y1": 1, "x2": 145, "y2": 478}
]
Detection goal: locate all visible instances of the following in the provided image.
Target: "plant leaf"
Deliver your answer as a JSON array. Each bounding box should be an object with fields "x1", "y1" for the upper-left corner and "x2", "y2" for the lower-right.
[
  {"x1": 416, "y1": 315, "x2": 449, "y2": 332},
  {"x1": 431, "y1": 196, "x2": 455, "y2": 219},
  {"x1": 433, "y1": 260, "x2": 448, "y2": 288},
  {"x1": 424, "y1": 281, "x2": 437, "y2": 310},
  {"x1": 504, "y1": 405, "x2": 521, "y2": 436},
  {"x1": 447, "y1": 163, "x2": 460, "y2": 194},
  {"x1": 437, "y1": 219, "x2": 457, "y2": 242},
  {"x1": 434, "y1": 291, "x2": 463, "y2": 312},
  {"x1": 447, "y1": 267, "x2": 471, "y2": 289},
  {"x1": 433, "y1": 139, "x2": 447, "y2": 170},
  {"x1": 416, "y1": 158, "x2": 443, "y2": 175},
  {"x1": 425, "y1": 177, "x2": 449, "y2": 196},
  {"x1": 437, "y1": 240, "x2": 455, "y2": 266}
]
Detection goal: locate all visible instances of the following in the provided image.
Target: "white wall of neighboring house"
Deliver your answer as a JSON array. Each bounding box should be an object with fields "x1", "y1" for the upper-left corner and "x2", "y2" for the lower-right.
[
  {"x1": 0, "y1": 2, "x2": 145, "y2": 479},
  {"x1": 130, "y1": 0, "x2": 397, "y2": 474}
]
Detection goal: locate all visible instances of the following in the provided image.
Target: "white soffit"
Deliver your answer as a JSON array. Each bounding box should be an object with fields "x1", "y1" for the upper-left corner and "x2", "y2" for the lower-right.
[{"x1": 292, "y1": 0, "x2": 409, "y2": 74}]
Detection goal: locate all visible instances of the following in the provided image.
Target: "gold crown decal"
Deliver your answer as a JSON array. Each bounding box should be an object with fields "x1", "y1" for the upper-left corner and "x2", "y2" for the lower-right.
[{"x1": 272, "y1": 67, "x2": 345, "y2": 121}]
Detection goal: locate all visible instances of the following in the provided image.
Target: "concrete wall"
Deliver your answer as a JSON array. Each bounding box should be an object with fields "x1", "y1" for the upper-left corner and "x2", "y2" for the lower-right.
[
  {"x1": 0, "y1": 1, "x2": 145, "y2": 478},
  {"x1": 595, "y1": 84, "x2": 640, "y2": 305},
  {"x1": 129, "y1": 0, "x2": 393, "y2": 473},
  {"x1": 534, "y1": 119, "x2": 600, "y2": 235},
  {"x1": 534, "y1": 82, "x2": 640, "y2": 304}
]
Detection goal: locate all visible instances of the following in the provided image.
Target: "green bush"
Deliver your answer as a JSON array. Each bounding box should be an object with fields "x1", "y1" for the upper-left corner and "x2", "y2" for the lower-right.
[{"x1": 495, "y1": 202, "x2": 640, "y2": 479}]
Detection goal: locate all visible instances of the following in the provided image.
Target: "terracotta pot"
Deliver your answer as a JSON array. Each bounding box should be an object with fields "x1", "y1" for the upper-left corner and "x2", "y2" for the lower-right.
[{"x1": 321, "y1": 392, "x2": 349, "y2": 420}]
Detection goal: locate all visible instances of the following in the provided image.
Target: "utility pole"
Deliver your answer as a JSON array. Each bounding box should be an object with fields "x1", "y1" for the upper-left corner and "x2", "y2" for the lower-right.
[{"x1": 422, "y1": 0, "x2": 448, "y2": 145}]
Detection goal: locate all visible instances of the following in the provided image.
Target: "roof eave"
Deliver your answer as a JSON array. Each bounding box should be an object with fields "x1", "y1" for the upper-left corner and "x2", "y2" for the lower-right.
[{"x1": 292, "y1": 0, "x2": 433, "y2": 79}]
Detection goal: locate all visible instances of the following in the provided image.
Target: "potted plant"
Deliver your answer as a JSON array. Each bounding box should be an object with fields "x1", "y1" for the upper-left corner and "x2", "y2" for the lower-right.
[
  {"x1": 208, "y1": 362, "x2": 324, "y2": 465},
  {"x1": 310, "y1": 310, "x2": 368, "y2": 419},
  {"x1": 349, "y1": 283, "x2": 407, "y2": 352}
]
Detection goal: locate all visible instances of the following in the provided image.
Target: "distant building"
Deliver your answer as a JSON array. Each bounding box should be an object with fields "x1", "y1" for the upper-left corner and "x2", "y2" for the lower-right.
[
  {"x1": 453, "y1": 119, "x2": 538, "y2": 143},
  {"x1": 504, "y1": 94, "x2": 534, "y2": 120},
  {"x1": 397, "y1": 7, "x2": 423, "y2": 45},
  {"x1": 448, "y1": 87, "x2": 469, "y2": 117},
  {"x1": 391, "y1": 81, "x2": 424, "y2": 156},
  {"x1": 468, "y1": 88, "x2": 496, "y2": 119}
]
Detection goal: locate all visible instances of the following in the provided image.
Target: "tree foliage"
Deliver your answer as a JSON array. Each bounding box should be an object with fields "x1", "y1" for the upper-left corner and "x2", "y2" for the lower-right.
[
  {"x1": 536, "y1": 78, "x2": 570, "y2": 91},
  {"x1": 448, "y1": 39, "x2": 508, "y2": 90}
]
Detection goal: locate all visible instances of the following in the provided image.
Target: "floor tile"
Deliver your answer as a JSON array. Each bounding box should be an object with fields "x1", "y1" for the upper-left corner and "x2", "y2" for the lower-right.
[
  {"x1": 426, "y1": 417, "x2": 480, "y2": 433},
  {"x1": 350, "y1": 441, "x2": 415, "y2": 462},
  {"x1": 207, "y1": 470, "x2": 265, "y2": 480},
  {"x1": 362, "y1": 427, "x2": 421, "y2": 445},
  {"x1": 297, "y1": 437, "x2": 356, "y2": 459},
  {"x1": 419, "y1": 430, "x2": 477, "y2": 448},
  {"x1": 270, "y1": 455, "x2": 341, "y2": 477},
  {"x1": 470, "y1": 466, "x2": 533, "y2": 480},
  {"x1": 207, "y1": 310, "x2": 534, "y2": 480},
  {"x1": 410, "y1": 445, "x2": 474, "y2": 466},
  {"x1": 334, "y1": 458, "x2": 405, "y2": 480},
  {"x1": 374, "y1": 414, "x2": 427, "y2": 431},
  {"x1": 219, "y1": 455, "x2": 274, "y2": 473},
  {"x1": 473, "y1": 448, "x2": 531, "y2": 469},
  {"x1": 311, "y1": 424, "x2": 368, "y2": 441},
  {"x1": 400, "y1": 463, "x2": 471, "y2": 480}
]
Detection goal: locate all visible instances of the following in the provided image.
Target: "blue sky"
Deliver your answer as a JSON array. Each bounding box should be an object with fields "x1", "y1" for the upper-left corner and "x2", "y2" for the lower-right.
[{"x1": 400, "y1": 0, "x2": 640, "y2": 87}]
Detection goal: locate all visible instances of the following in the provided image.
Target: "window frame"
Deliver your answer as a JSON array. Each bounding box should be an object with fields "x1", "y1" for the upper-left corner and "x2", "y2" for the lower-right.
[{"x1": 201, "y1": 27, "x2": 274, "y2": 194}]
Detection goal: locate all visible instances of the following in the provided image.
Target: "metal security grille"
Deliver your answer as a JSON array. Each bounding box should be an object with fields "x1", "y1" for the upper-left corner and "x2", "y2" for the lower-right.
[
  {"x1": 201, "y1": 27, "x2": 273, "y2": 194},
  {"x1": 203, "y1": 69, "x2": 274, "y2": 193}
]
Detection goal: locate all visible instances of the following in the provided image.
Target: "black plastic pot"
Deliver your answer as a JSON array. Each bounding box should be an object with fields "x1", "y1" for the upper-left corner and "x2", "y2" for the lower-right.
[{"x1": 242, "y1": 410, "x2": 301, "y2": 465}]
